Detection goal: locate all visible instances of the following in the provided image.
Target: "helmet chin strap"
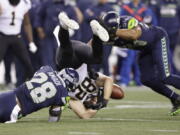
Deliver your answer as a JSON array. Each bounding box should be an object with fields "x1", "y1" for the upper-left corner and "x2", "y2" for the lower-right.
[{"x1": 9, "y1": 0, "x2": 20, "y2": 6}]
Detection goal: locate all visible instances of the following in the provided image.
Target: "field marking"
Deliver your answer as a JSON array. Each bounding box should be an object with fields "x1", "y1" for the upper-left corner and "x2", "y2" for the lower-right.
[
  {"x1": 68, "y1": 131, "x2": 102, "y2": 135},
  {"x1": 150, "y1": 129, "x2": 179, "y2": 133},
  {"x1": 92, "y1": 118, "x2": 180, "y2": 123},
  {"x1": 107, "y1": 100, "x2": 171, "y2": 109},
  {"x1": 106, "y1": 104, "x2": 171, "y2": 109},
  {"x1": 110, "y1": 100, "x2": 169, "y2": 104}
]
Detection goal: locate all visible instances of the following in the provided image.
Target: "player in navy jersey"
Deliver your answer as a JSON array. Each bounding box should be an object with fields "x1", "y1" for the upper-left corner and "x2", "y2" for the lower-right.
[
  {"x1": 0, "y1": 66, "x2": 79, "y2": 123},
  {"x1": 100, "y1": 11, "x2": 180, "y2": 116}
]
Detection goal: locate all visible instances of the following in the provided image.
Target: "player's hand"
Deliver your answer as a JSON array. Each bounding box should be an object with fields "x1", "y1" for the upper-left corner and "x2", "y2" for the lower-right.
[
  {"x1": 29, "y1": 42, "x2": 37, "y2": 53},
  {"x1": 83, "y1": 100, "x2": 94, "y2": 109},
  {"x1": 84, "y1": 99, "x2": 108, "y2": 110},
  {"x1": 91, "y1": 99, "x2": 108, "y2": 110}
]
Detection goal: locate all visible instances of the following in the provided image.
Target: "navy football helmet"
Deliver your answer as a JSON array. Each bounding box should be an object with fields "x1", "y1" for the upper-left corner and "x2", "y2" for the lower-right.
[
  {"x1": 58, "y1": 68, "x2": 79, "y2": 91},
  {"x1": 101, "y1": 11, "x2": 120, "y2": 31}
]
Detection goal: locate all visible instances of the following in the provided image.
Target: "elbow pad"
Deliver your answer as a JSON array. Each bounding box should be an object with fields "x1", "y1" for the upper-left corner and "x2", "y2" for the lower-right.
[{"x1": 48, "y1": 107, "x2": 62, "y2": 122}]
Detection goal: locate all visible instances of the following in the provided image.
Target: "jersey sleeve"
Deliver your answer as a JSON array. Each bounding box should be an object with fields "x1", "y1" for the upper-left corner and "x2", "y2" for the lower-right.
[{"x1": 23, "y1": 0, "x2": 32, "y2": 14}]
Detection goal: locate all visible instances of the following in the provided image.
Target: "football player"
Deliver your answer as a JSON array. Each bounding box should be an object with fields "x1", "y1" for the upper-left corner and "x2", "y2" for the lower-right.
[
  {"x1": 0, "y1": 66, "x2": 79, "y2": 123},
  {"x1": 48, "y1": 12, "x2": 124, "y2": 122},
  {"x1": 55, "y1": 12, "x2": 109, "y2": 71},
  {"x1": 51, "y1": 63, "x2": 114, "y2": 121},
  {"x1": 100, "y1": 11, "x2": 180, "y2": 116},
  {"x1": 0, "y1": 0, "x2": 37, "y2": 81}
]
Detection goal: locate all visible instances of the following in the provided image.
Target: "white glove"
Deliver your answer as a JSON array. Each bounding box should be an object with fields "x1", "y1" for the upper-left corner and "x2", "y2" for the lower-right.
[{"x1": 29, "y1": 42, "x2": 37, "y2": 53}]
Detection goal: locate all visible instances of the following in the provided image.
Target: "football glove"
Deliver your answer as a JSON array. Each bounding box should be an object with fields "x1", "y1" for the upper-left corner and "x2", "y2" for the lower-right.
[
  {"x1": 83, "y1": 100, "x2": 95, "y2": 109},
  {"x1": 90, "y1": 98, "x2": 108, "y2": 110},
  {"x1": 29, "y1": 42, "x2": 37, "y2": 53}
]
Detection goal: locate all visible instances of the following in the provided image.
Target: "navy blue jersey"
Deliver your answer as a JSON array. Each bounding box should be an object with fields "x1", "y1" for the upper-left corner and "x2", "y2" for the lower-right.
[
  {"x1": 110, "y1": 16, "x2": 163, "y2": 50},
  {"x1": 14, "y1": 66, "x2": 68, "y2": 116}
]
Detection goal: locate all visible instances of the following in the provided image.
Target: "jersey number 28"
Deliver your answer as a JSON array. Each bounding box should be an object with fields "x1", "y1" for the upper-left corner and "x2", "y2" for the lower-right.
[{"x1": 26, "y1": 73, "x2": 57, "y2": 104}]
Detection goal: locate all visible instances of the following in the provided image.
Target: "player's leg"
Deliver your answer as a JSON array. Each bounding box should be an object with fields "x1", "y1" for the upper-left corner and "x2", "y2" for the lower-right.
[
  {"x1": 58, "y1": 12, "x2": 79, "y2": 49},
  {"x1": 139, "y1": 52, "x2": 179, "y2": 101},
  {"x1": 0, "y1": 35, "x2": 9, "y2": 62},
  {"x1": 90, "y1": 20, "x2": 109, "y2": 42},
  {"x1": 151, "y1": 27, "x2": 180, "y2": 89},
  {"x1": 139, "y1": 52, "x2": 180, "y2": 115},
  {"x1": 0, "y1": 91, "x2": 21, "y2": 123},
  {"x1": 11, "y1": 36, "x2": 34, "y2": 79},
  {"x1": 56, "y1": 12, "x2": 105, "y2": 69},
  {"x1": 90, "y1": 20, "x2": 110, "y2": 63},
  {"x1": 56, "y1": 12, "x2": 79, "y2": 70}
]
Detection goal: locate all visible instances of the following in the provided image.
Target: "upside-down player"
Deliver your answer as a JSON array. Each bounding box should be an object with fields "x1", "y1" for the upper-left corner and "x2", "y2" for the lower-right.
[{"x1": 48, "y1": 12, "x2": 124, "y2": 122}]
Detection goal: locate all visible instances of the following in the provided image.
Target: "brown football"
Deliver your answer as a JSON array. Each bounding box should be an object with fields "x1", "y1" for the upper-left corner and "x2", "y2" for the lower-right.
[{"x1": 111, "y1": 84, "x2": 124, "y2": 99}]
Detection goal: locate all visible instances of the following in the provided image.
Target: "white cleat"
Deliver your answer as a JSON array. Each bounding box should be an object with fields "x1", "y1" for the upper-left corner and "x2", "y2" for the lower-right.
[
  {"x1": 90, "y1": 20, "x2": 109, "y2": 42},
  {"x1": 58, "y1": 12, "x2": 79, "y2": 30}
]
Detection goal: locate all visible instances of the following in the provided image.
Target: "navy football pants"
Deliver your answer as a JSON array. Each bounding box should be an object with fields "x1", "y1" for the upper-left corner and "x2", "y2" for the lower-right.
[
  {"x1": 0, "y1": 91, "x2": 16, "y2": 123},
  {"x1": 139, "y1": 27, "x2": 180, "y2": 100}
]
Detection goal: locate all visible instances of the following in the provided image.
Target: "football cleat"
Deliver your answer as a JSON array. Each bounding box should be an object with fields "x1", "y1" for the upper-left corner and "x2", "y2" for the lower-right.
[
  {"x1": 90, "y1": 20, "x2": 109, "y2": 42},
  {"x1": 58, "y1": 12, "x2": 79, "y2": 30},
  {"x1": 170, "y1": 96, "x2": 180, "y2": 116}
]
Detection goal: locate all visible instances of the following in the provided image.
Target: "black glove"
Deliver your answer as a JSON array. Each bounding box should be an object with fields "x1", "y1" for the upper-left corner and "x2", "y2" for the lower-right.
[
  {"x1": 83, "y1": 100, "x2": 95, "y2": 109},
  {"x1": 90, "y1": 99, "x2": 108, "y2": 110}
]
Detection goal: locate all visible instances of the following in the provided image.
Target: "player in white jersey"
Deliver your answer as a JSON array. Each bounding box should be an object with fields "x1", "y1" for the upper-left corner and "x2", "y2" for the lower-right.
[
  {"x1": 49, "y1": 63, "x2": 114, "y2": 121},
  {"x1": 0, "y1": 0, "x2": 37, "y2": 81},
  {"x1": 48, "y1": 12, "x2": 124, "y2": 122}
]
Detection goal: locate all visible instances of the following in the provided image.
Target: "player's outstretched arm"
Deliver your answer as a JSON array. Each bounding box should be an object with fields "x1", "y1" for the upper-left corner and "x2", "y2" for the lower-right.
[
  {"x1": 85, "y1": 73, "x2": 113, "y2": 110},
  {"x1": 23, "y1": 12, "x2": 37, "y2": 53},
  {"x1": 96, "y1": 73, "x2": 113, "y2": 101},
  {"x1": 116, "y1": 26, "x2": 142, "y2": 40},
  {"x1": 69, "y1": 99, "x2": 97, "y2": 119}
]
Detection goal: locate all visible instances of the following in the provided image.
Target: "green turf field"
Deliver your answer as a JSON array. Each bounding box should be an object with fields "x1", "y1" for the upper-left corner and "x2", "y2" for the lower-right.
[{"x1": 0, "y1": 86, "x2": 180, "y2": 135}]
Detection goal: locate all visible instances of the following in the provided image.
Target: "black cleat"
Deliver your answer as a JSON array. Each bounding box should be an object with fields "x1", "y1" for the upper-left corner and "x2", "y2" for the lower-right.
[{"x1": 170, "y1": 96, "x2": 180, "y2": 116}]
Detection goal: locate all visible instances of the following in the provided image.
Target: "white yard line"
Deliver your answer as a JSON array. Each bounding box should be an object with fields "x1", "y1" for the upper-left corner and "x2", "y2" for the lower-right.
[
  {"x1": 92, "y1": 118, "x2": 180, "y2": 123},
  {"x1": 68, "y1": 132, "x2": 102, "y2": 135},
  {"x1": 107, "y1": 100, "x2": 171, "y2": 109},
  {"x1": 110, "y1": 100, "x2": 168, "y2": 104},
  {"x1": 106, "y1": 104, "x2": 171, "y2": 109},
  {"x1": 150, "y1": 129, "x2": 179, "y2": 133}
]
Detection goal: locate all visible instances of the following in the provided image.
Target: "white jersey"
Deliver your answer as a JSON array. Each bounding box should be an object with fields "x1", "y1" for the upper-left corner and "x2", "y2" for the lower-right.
[
  {"x1": 68, "y1": 64, "x2": 100, "y2": 103},
  {"x1": 0, "y1": 0, "x2": 31, "y2": 35}
]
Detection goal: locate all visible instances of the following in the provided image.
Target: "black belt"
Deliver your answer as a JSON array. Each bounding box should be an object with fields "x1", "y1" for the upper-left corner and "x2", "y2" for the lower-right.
[{"x1": 0, "y1": 32, "x2": 20, "y2": 37}]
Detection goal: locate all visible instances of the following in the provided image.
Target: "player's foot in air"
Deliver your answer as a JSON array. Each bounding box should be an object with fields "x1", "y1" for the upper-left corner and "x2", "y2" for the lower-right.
[
  {"x1": 170, "y1": 96, "x2": 180, "y2": 116},
  {"x1": 90, "y1": 20, "x2": 109, "y2": 42},
  {"x1": 58, "y1": 12, "x2": 79, "y2": 30}
]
